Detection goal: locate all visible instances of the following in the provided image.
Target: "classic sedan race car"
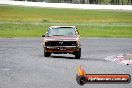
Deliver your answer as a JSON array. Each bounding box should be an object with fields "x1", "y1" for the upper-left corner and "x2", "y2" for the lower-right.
[{"x1": 42, "y1": 26, "x2": 81, "y2": 59}]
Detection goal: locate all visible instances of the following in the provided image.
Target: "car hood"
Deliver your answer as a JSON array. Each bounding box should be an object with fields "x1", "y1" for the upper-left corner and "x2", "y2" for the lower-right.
[{"x1": 44, "y1": 36, "x2": 79, "y2": 41}]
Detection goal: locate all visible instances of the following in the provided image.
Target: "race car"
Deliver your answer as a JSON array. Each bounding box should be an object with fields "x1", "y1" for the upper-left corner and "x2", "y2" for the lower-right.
[{"x1": 42, "y1": 26, "x2": 81, "y2": 59}]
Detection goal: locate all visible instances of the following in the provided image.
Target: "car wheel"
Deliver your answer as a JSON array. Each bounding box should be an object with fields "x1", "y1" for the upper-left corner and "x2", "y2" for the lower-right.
[
  {"x1": 75, "y1": 48, "x2": 81, "y2": 59},
  {"x1": 44, "y1": 51, "x2": 51, "y2": 57}
]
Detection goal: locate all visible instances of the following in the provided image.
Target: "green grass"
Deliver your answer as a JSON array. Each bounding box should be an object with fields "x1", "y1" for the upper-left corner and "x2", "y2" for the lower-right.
[{"x1": 0, "y1": 5, "x2": 132, "y2": 38}]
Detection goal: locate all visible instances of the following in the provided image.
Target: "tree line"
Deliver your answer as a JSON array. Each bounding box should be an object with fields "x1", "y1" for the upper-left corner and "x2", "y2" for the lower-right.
[{"x1": 15, "y1": 0, "x2": 132, "y2": 5}]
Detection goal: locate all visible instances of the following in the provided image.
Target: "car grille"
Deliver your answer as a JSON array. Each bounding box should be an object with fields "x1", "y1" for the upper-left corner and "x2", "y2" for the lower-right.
[{"x1": 45, "y1": 41, "x2": 77, "y2": 46}]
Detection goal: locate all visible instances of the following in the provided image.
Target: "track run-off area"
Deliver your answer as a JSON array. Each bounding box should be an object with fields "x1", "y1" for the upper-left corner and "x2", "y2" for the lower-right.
[{"x1": 0, "y1": 38, "x2": 132, "y2": 88}]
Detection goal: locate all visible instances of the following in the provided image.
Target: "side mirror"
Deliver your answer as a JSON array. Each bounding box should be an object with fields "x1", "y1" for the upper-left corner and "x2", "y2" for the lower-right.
[
  {"x1": 42, "y1": 35, "x2": 45, "y2": 37},
  {"x1": 76, "y1": 30, "x2": 79, "y2": 35}
]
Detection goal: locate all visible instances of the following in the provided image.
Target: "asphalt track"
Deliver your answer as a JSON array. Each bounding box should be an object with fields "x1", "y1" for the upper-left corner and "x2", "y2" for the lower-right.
[{"x1": 0, "y1": 38, "x2": 132, "y2": 88}]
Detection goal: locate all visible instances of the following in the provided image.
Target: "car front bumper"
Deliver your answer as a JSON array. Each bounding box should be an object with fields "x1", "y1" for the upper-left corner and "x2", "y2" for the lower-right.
[{"x1": 44, "y1": 46, "x2": 80, "y2": 53}]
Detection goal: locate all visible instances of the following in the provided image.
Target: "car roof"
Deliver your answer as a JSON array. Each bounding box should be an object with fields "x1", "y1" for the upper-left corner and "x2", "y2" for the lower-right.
[{"x1": 49, "y1": 26, "x2": 76, "y2": 29}]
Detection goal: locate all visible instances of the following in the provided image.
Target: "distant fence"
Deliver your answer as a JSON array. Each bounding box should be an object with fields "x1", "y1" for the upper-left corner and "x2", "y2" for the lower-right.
[
  {"x1": 14, "y1": 0, "x2": 132, "y2": 5},
  {"x1": 0, "y1": 1, "x2": 132, "y2": 10}
]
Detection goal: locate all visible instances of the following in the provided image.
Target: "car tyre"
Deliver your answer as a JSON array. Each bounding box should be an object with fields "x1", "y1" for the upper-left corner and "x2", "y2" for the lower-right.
[
  {"x1": 44, "y1": 51, "x2": 51, "y2": 57},
  {"x1": 75, "y1": 48, "x2": 81, "y2": 59}
]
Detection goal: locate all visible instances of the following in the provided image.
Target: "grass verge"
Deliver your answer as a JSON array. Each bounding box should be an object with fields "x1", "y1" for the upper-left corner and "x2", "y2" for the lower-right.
[{"x1": 0, "y1": 5, "x2": 132, "y2": 38}]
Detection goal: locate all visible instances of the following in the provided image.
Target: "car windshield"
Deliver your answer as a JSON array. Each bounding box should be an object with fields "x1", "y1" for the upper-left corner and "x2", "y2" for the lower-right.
[{"x1": 48, "y1": 27, "x2": 76, "y2": 36}]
